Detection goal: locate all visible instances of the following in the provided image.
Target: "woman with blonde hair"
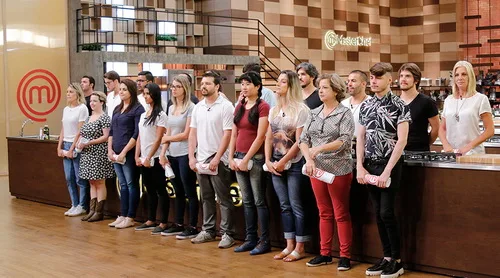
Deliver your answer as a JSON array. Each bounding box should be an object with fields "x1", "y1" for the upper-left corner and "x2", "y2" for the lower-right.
[
  {"x1": 57, "y1": 83, "x2": 90, "y2": 217},
  {"x1": 439, "y1": 61, "x2": 494, "y2": 155},
  {"x1": 159, "y1": 75, "x2": 199, "y2": 238},
  {"x1": 265, "y1": 70, "x2": 310, "y2": 262},
  {"x1": 300, "y1": 73, "x2": 354, "y2": 270},
  {"x1": 79, "y1": 91, "x2": 115, "y2": 222}
]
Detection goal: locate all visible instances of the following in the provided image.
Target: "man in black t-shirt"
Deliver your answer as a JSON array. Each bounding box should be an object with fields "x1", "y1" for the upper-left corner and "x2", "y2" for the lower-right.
[
  {"x1": 398, "y1": 63, "x2": 440, "y2": 151},
  {"x1": 81, "y1": 75, "x2": 95, "y2": 115},
  {"x1": 296, "y1": 62, "x2": 321, "y2": 109}
]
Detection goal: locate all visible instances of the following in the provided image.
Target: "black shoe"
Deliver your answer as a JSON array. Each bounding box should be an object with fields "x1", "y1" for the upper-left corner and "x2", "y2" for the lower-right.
[
  {"x1": 249, "y1": 240, "x2": 271, "y2": 255},
  {"x1": 381, "y1": 260, "x2": 404, "y2": 278},
  {"x1": 306, "y1": 255, "x2": 333, "y2": 267},
  {"x1": 160, "y1": 224, "x2": 184, "y2": 236},
  {"x1": 366, "y1": 258, "x2": 390, "y2": 276},
  {"x1": 234, "y1": 240, "x2": 257, "y2": 252},
  {"x1": 337, "y1": 257, "x2": 351, "y2": 271},
  {"x1": 134, "y1": 222, "x2": 156, "y2": 231},
  {"x1": 176, "y1": 226, "x2": 199, "y2": 239}
]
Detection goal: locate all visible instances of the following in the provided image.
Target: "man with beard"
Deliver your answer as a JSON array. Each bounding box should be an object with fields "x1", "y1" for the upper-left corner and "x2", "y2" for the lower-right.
[
  {"x1": 188, "y1": 70, "x2": 236, "y2": 249},
  {"x1": 342, "y1": 70, "x2": 371, "y2": 139},
  {"x1": 296, "y1": 62, "x2": 321, "y2": 109},
  {"x1": 357, "y1": 62, "x2": 411, "y2": 278},
  {"x1": 398, "y1": 63, "x2": 439, "y2": 151},
  {"x1": 81, "y1": 75, "x2": 95, "y2": 115}
]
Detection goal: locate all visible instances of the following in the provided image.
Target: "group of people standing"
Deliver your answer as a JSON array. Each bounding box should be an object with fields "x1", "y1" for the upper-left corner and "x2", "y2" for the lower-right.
[{"x1": 57, "y1": 60, "x2": 494, "y2": 278}]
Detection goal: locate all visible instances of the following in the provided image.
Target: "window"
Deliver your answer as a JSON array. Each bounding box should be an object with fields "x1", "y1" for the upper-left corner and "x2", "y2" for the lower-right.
[
  {"x1": 158, "y1": 22, "x2": 176, "y2": 35},
  {"x1": 101, "y1": 17, "x2": 114, "y2": 31},
  {"x1": 117, "y1": 5, "x2": 135, "y2": 19},
  {"x1": 143, "y1": 63, "x2": 165, "y2": 77},
  {"x1": 106, "y1": 44, "x2": 125, "y2": 52},
  {"x1": 106, "y1": 62, "x2": 128, "y2": 76}
]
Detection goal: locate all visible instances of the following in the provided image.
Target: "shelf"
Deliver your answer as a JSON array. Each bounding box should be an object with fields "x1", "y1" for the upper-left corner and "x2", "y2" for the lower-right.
[
  {"x1": 477, "y1": 54, "x2": 500, "y2": 58},
  {"x1": 476, "y1": 25, "x2": 500, "y2": 30},
  {"x1": 459, "y1": 43, "x2": 482, "y2": 48},
  {"x1": 464, "y1": 15, "x2": 481, "y2": 19},
  {"x1": 488, "y1": 39, "x2": 500, "y2": 43},
  {"x1": 135, "y1": 20, "x2": 145, "y2": 32}
]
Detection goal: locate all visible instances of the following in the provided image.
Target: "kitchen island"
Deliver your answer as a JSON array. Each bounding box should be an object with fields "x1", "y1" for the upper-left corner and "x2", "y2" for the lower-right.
[{"x1": 7, "y1": 136, "x2": 500, "y2": 278}]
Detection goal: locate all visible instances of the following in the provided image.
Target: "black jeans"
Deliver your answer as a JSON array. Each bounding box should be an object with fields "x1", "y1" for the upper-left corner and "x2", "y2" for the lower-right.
[
  {"x1": 141, "y1": 158, "x2": 169, "y2": 223},
  {"x1": 168, "y1": 154, "x2": 198, "y2": 227},
  {"x1": 364, "y1": 157, "x2": 403, "y2": 259}
]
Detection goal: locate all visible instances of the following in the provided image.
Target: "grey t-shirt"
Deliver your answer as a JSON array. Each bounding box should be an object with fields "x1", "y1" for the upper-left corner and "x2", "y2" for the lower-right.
[{"x1": 166, "y1": 103, "x2": 194, "y2": 157}]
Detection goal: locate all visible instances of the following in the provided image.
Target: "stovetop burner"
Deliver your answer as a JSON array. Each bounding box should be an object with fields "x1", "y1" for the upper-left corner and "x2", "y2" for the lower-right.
[{"x1": 404, "y1": 151, "x2": 457, "y2": 163}]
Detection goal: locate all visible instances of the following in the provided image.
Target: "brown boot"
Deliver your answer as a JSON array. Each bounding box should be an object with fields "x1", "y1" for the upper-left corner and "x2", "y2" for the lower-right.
[
  {"x1": 88, "y1": 200, "x2": 105, "y2": 222},
  {"x1": 81, "y1": 198, "x2": 96, "y2": 221}
]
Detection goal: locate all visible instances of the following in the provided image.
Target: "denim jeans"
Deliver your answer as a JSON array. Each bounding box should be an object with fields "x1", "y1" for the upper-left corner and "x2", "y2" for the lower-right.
[
  {"x1": 168, "y1": 154, "x2": 198, "y2": 227},
  {"x1": 364, "y1": 157, "x2": 403, "y2": 259},
  {"x1": 141, "y1": 158, "x2": 169, "y2": 223},
  {"x1": 114, "y1": 151, "x2": 140, "y2": 218},
  {"x1": 62, "y1": 141, "x2": 89, "y2": 209},
  {"x1": 234, "y1": 152, "x2": 270, "y2": 243},
  {"x1": 271, "y1": 158, "x2": 310, "y2": 242}
]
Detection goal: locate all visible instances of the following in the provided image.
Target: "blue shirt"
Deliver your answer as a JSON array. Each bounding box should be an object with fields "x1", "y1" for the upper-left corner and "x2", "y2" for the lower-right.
[{"x1": 110, "y1": 103, "x2": 145, "y2": 155}]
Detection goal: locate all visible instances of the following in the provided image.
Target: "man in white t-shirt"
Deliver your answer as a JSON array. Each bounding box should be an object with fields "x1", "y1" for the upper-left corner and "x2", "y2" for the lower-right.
[
  {"x1": 137, "y1": 70, "x2": 168, "y2": 112},
  {"x1": 104, "y1": 71, "x2": 121, "y2": 119},
  {"x1": 341, "y1": 70, "x2": 371, "y2": 139},
  {"x1": 188, "y1": 70, "x2": 236, "y2": 248}
]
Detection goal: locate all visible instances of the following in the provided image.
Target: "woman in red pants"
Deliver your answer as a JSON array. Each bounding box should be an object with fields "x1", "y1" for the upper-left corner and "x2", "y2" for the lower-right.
[{"x1": 299, "y1": 73, "x2": 355, "y2": 271}]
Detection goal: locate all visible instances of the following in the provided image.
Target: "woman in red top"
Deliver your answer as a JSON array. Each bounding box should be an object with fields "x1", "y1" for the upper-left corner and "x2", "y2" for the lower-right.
[{"x1": 228, "y1": 71, "x2": 271, "y2": 255}]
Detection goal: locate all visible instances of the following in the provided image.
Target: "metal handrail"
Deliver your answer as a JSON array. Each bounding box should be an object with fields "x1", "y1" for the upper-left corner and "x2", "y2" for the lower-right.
[{"x1": 75, "y1": 5, "x2": 299, "y2": 81}]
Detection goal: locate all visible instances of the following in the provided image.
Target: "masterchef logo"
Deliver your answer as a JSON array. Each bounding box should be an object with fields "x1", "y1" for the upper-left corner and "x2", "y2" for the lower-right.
[
  {"x1": 17, "y1": 69, "x2": 61, "y2": 122},
  {"x1": 324, "y1": 30, "x2": 372, "y2": 50},
  {"x1": 312, "y1": 168, "x2": 325, "y2": 178}
]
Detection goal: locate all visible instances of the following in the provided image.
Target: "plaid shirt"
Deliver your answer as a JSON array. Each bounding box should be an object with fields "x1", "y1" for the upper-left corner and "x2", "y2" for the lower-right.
[
  {"x1": 359, "y1": 92, "x2": 411, "y2": 160},
  {"x1": 300, "y1": 103, "x2": 354, "y2": 176}
]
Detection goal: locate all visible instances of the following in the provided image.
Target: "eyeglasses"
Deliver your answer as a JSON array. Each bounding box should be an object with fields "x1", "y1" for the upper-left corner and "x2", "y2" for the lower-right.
[
  {"x1": 171, "y1": 85, "x2": 183, "y2": 89},
  {"x1": 104, "y1": 81, "x2": 113, "y2": 85},
  {"x1": 136, "y1": 79, "x2": 146, "y2": 83}
]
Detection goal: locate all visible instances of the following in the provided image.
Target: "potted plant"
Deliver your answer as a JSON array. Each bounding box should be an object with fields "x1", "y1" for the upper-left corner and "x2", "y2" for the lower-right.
[
  {"x1": 156, "y1": 34, "x2": 178, "y2": 46},
  {"x1": 81, "y1": 43, "x2": 103, "y2": 51}
]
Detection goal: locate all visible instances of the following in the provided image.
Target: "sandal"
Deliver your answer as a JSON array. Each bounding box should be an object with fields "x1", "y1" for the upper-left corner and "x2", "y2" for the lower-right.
[
  {"x1": 273, "y1": 248, "x2": 291, "y2": 260},
  {"x1": 283, "y1": 250, "x2": 305, "y2": 262}
]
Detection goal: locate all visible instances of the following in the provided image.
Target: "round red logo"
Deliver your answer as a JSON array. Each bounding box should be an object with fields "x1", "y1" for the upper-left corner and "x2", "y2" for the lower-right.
[{"x1": 17, "y1": 69, "x2": 61, "y2": 122}]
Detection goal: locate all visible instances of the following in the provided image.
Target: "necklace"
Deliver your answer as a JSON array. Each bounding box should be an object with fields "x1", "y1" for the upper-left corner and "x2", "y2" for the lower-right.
[
  {"x1": 350, "y1": 95, "x2": 368, "y2": 114},
  {"x1": 454, "y1": 97, "x2": 467, "y2": 122}
]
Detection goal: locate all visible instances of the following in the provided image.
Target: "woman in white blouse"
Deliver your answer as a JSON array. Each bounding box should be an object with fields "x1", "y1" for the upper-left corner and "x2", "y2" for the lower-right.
[
  {"x1": 57, "y1": 83, "x2": 89, "y2": 217},
  {"x1": 439, "y1": 61, "x2": 494, "y2": 155}
]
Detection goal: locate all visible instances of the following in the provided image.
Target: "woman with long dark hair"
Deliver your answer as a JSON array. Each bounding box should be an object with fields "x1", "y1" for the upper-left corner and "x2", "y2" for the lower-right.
[
  {"x1": 264, "y1": 70, "x2": 310, "y2": 262},
  {"x1": 57, "y1": 83, "x2": 90, "y2": 217},
  {"x1": 134, "y1": 83, "x2": 169, "y2": 233},
  {"x1": 159, "y1": 75, "x2": 199, "y2": 239},
  {"x1": 107, "y1": 79, "x2": 145, "y2": 229},
  {"x1": 228, "y1": 71, "x2": 271, "y2": 255}
]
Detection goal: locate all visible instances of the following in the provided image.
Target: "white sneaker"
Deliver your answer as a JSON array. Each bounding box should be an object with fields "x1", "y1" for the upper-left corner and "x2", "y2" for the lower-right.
[
  {"x1": 190, "y1": 230, "x2": 216, "y2": 244},
  {"x1": 68, "y1": 205, "x2": 86, "y2": 217},
  {"x1": 64, "y1": 206, "x2": 76, "y2": 216},
  {"x1": 218, "y1": 233, "x2": 235, "y2": 249},
  {"x1": 108, "y1": 216, "x2": 125, "y2": 227},
  {"x1": 115, "y1": 217, "x2": 135, "y2": 229}
]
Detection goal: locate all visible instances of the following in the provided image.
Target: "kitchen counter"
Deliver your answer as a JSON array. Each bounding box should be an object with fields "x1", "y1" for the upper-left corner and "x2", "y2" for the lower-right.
[{"x1": 405, "y1": 160, "x2": 500, "y2": 171}]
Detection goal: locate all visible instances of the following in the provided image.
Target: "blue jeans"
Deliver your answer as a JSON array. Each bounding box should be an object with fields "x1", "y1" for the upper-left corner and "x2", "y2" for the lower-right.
[
  {"x1": 168, "y1": 154, "x2": 198, "y2": 227},
  {"x1": 234, "y1": 152, "x2": 270, "y2": 243},
  {"x1": 271, "y1": 158, "x2": 310, "y2": 242},
  {"x1": 113, "y1": 151, "x2": 140, "y2": 218},
  {"x1": 62, "y1": 141, "x2": 89, "y2": 209}
]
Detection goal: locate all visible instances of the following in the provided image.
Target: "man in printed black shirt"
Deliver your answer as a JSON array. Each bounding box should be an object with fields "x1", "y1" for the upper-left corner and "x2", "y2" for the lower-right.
[{"x1": 356, "y1": 62, "x2": 411, "y2": 278}]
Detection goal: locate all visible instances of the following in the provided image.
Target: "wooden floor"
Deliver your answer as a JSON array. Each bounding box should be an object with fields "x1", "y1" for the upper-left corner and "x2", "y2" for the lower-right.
[{"x1": 0, "y1": 176, "x2": 443, "y2": 278}]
